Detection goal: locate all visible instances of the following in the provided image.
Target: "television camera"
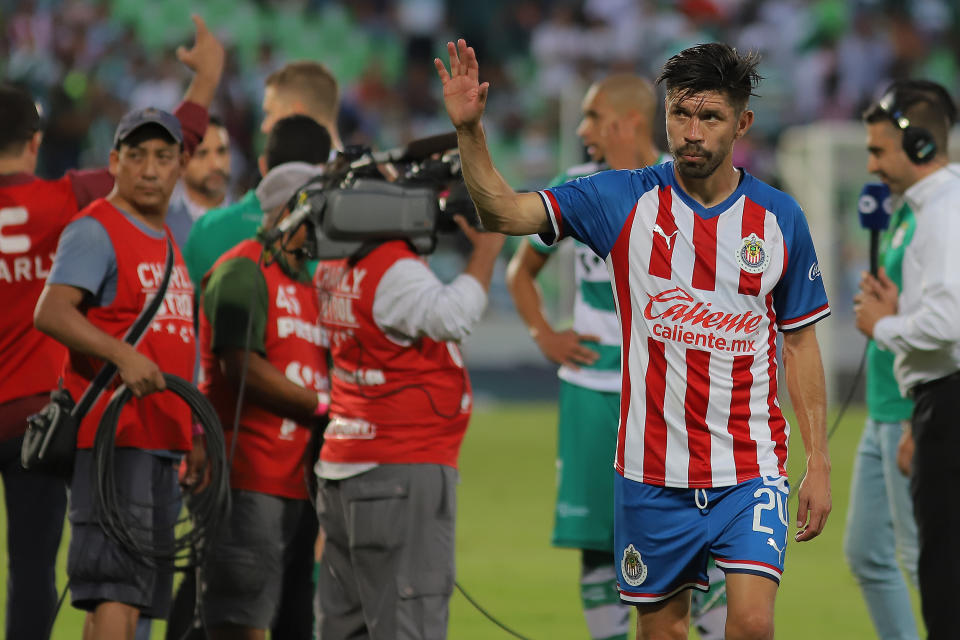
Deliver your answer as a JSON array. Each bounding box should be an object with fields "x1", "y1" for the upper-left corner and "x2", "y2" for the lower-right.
[{"x1": 265, "y1": 132, "x2": 480, "y2": 260}]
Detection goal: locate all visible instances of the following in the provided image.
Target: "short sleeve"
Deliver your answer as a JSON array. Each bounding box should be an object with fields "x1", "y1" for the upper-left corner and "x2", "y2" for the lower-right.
[
  {"x1": 47, "y1": 216, "x2": 117, "y2": 305},
  {"x1": 202, "y1": 256, "x2": 268, "y2": 355},
  {"x1": 773, "y1": 207, "x2": 831, "y2": 331},
  {"x1": 538, "y1": 169, "x2": 642, "y2": 258}
]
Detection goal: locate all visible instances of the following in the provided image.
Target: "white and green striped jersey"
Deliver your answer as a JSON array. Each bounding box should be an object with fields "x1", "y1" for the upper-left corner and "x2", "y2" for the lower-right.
[{"x1": 529, "y1": 156, "x2": 669, "y2": 392}]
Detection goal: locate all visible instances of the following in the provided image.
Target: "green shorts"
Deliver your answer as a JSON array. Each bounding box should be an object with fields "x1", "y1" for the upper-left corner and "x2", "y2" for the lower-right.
[{"x1": 552, "y1": 381, "x2": 620, "y2": 551}]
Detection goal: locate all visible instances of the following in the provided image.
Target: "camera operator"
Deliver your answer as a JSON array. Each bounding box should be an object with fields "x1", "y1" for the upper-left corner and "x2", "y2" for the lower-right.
[{"x1": 313, "y1": 199, "x2": 504, "y2": 639}]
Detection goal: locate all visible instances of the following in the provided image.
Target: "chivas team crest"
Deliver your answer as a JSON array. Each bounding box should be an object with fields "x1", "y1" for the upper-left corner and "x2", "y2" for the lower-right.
[
  {"x1": 621, "y1": 543, "x2": 648, "y2": 587},
  {"x1": 736, "y1": 233, "x2": 770, "y2": 274}
]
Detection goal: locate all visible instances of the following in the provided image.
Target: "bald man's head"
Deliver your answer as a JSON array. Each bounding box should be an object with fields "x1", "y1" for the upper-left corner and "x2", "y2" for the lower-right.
[
  {"x1": 593, "y1": 74, "x2": 657, "y2": 123},
  {"x1": 576, "y1": 74, "x2": 659, "y2": 170}
]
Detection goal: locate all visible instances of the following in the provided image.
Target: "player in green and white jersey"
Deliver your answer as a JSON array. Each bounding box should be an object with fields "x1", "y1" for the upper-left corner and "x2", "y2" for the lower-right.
[{"x1": 507, "y1": 75, "x2": 727, "y2": 640}]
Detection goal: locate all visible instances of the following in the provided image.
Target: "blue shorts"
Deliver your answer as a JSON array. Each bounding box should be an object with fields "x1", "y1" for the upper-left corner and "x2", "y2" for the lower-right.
[{"x1": 614, "y1": 474, "x2": 790, "y2": 604}]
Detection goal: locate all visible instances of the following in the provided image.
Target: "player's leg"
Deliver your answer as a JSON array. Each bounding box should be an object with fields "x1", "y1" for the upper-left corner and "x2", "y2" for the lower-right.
[
  {"x1": 635, "y1": 591, "x2": 691, "y2": 640},
  {"x1": 844, "y1": 418, "x2": 919, "y2": 637},
  {"x1": 614, "y1": 476, "x2": 710, "y2": 640},
  {"x1": 723, "y1": 573, "x2": 776, "y2": 640},
  {"x1": 709, "y1": 476, "x2": 790, "y2": 640},
  {"x1": 689, "y1": 557, "x2": 727, "y2": 640},
  {"x1": 581, "y1": 549, "x2": 630, "y2": 640},
  {"x1": 555, "y1": 383, "x2": 630, "y2": 640}
]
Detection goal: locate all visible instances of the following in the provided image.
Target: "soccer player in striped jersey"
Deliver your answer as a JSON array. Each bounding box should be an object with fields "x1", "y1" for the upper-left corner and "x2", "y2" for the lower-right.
[
  {"x1": 507, "y1": 75, "x2": 726, "y2": 639},
  {"x1": 437, "y1": 40, "x2": 831, "y2": 640}
]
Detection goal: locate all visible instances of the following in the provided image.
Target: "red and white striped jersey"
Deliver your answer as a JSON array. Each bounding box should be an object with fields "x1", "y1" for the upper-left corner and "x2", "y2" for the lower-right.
[{"x1": 540, "y1": 162, "x2": 829, "y2": 488}]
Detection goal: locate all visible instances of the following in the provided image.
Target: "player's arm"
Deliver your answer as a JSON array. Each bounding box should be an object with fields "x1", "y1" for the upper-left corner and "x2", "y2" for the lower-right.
[
  {"x1": 203, "y1": 257, "x2": 323, "y2": 424},
  {"x1": 506, "y1": 242, "x2": 599, "y2": 367},
  {"x1": 782, "y1": 324, "x2": 831, "y2": 542},
  {"x1": 34, "y1": 284, "x2": 165, "y2": 397},
  {"x1": 435, "y1": 39, "x2": 548, "y2": 236}
]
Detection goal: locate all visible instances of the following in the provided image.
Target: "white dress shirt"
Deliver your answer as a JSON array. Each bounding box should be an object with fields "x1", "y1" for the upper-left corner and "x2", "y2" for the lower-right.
[{"x1": 873, "y1": 165, "x2": 960, "y2": 394}]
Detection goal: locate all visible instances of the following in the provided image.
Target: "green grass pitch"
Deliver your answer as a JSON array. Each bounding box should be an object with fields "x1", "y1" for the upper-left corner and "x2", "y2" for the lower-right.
[{"x1": 0, "y1": 402, "x2": 922, "y2": 638}]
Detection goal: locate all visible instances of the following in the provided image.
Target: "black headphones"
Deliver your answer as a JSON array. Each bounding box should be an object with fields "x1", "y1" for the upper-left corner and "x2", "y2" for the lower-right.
[
  {"x1": 876, "y1": 81, "x2": 958, "y2": 165},
  {"x1": 878, "y1": 90, "x2": 937, "y2": 164}
]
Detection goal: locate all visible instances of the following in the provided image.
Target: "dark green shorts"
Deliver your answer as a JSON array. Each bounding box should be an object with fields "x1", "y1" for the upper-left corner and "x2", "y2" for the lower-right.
[{"x1": 552, "y1": 381, "x2": 620, "y2": 551}]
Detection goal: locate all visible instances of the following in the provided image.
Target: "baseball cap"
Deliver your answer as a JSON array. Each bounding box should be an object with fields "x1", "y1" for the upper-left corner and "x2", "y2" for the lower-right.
[
  {"x1": 256, "y1": 161, "x2": 325, "y2": 224},
  {"x1": 113, "y1": 107, "x2": 183, "y2": 148}
]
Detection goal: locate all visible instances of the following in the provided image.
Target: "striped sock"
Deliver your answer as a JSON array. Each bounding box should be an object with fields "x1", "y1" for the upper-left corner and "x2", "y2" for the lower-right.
[{"x1": 581, "y1": 553, "x2": 630, "y2": 640}]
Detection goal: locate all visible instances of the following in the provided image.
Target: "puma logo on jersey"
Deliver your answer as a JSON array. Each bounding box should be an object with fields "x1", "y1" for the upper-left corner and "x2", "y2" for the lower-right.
[
  {"x1": 767, "y1": 537, "x2": 784, "y2": 563},
  {"x1": 652, "y1": 224, "x2": 679, "y2": 249}
]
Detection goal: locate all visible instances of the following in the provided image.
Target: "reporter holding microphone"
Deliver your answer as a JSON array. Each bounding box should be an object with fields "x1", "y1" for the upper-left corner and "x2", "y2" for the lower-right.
[
  {"x1": 846, "y1": 180, "x2": 920, "y2": 639},
  {"x1": 853, "y1": 79, "x2": 960, "y2": 640}
]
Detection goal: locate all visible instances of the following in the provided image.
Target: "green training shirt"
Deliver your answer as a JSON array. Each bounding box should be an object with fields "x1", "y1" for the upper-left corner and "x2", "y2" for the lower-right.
[
  {"x1": 184, "y1": 189, "x2": 263, "y2": 288},
  {"x1": 528, "y1": 155, "x2": 669, "y2": 392},
  {"x1": 866, "y1": 201, "x2": 916, "y2": 422}
]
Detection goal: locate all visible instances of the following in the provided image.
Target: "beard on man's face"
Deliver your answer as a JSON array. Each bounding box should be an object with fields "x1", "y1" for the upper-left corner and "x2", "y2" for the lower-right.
[{"x1": 671, "y1": 142, "x2": 727, "y2": 179}]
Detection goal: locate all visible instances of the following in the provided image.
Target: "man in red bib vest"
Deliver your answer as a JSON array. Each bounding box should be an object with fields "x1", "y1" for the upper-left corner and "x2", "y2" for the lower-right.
[
  {"x1": 33, "y1": 105, "x2": 210, "y2": 639},
  {"x1": 0, "y1": 18, "x2": 220, "y2": 639},
  {"x1": 196, "y1": 116, "x2": 332, "y2": 640},
  {"x1": 313, "y1": 214, "x2": 504, "y2": 638}
]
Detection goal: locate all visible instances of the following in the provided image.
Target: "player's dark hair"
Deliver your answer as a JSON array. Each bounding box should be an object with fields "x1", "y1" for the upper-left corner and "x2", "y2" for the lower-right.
[
  {"x1": 656, "y1": 43, "x2": 762, "y2": 113},
  {"x1": 265, "y1": 115, "x2": 331, "y2": 170},
  {"x1": 117, "y1": 124, "x2": 179, "y2": 150},
  {"x1": 863, "y1": 79, "x2": 957, "y2": 156},
  {"x1": 208, "y1": 114, "x2": 226, "y2": 129},
  {"x1": 0, "y1": 84, "x2": 41, "y2": 155}
]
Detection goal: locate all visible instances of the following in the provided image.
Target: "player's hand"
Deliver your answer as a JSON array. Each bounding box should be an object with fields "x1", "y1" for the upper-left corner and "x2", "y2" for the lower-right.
[
  {"x1": 897, "y1": 423, "x2": 914, "y2": 476},
  {"x1": 534, "y1": 328, "x2": 601, "y2": 369},
  {"x1": 181, "y1": 433, "x2": 212, "y2": 494},
  {"x1": 795, "y1": 454, "x2": 831, "y2": 542},
  {"x1": 455, "y1": 214, "x2": 504, "y2": 256},
  {"x1": 177, "y1": 15, "x2": 225, "y2": 82},
  {"x1": 116, "y1": 346, "x2": 166, "y2": 397},
  {"x1": 434, "y1": 39, "x2": 489, "y2": 130}
]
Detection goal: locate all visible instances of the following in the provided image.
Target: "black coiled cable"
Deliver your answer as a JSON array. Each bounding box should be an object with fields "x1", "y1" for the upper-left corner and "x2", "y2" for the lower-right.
[{"x1": 92, "y1": 373, "x2": 230, "y2": 571}]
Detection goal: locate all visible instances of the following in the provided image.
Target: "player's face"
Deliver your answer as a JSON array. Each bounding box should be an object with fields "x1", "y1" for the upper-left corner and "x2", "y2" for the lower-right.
[
  {"x1": 111, "y1": 138, "x2": 184, "y2": 215},
  {"x1": 261, "y1": 86, "x2": 298, "y2": 135},
  {"x1": 865, "y1": 121, "x2": 918, "y2": 195},
  {"x1": 576, "y1": 87, "x2": 618, "y2": 163},
  {"x1": 666, "y1": 90, "x2": 749, "y2": 180},
  {"x1": 184, "y1": 125, "x2": 231, "y2": 200}
]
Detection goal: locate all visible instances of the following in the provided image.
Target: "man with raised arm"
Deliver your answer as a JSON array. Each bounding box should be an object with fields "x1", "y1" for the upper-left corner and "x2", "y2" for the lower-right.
[{"x1": 437, "y1": 39, "x2": 831, "y2": 640}]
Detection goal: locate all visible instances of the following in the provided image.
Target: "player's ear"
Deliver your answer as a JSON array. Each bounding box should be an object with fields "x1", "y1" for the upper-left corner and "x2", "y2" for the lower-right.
[{"x1": 735, "y1": 109, "x2": 754, "y2": 139}]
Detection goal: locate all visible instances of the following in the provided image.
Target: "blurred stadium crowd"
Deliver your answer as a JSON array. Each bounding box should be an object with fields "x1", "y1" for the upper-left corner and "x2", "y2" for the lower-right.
[{"x1": 3, "y1": 0, "x2": 960, "y2": 194}]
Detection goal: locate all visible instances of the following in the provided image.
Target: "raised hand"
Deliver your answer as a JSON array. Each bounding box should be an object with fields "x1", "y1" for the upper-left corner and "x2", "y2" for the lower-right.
[
  {"x1": 176, "y1": 14, "x2": 225, "y2": 82},
  {"x1": 434, "y1": 39, "x2": 489, "y2": 130}
]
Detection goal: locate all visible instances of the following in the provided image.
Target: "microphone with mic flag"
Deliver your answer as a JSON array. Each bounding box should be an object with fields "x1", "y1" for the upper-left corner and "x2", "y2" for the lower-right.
[{"x1": 857, "y1": 182, "x2": 893, "y2": 276}]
